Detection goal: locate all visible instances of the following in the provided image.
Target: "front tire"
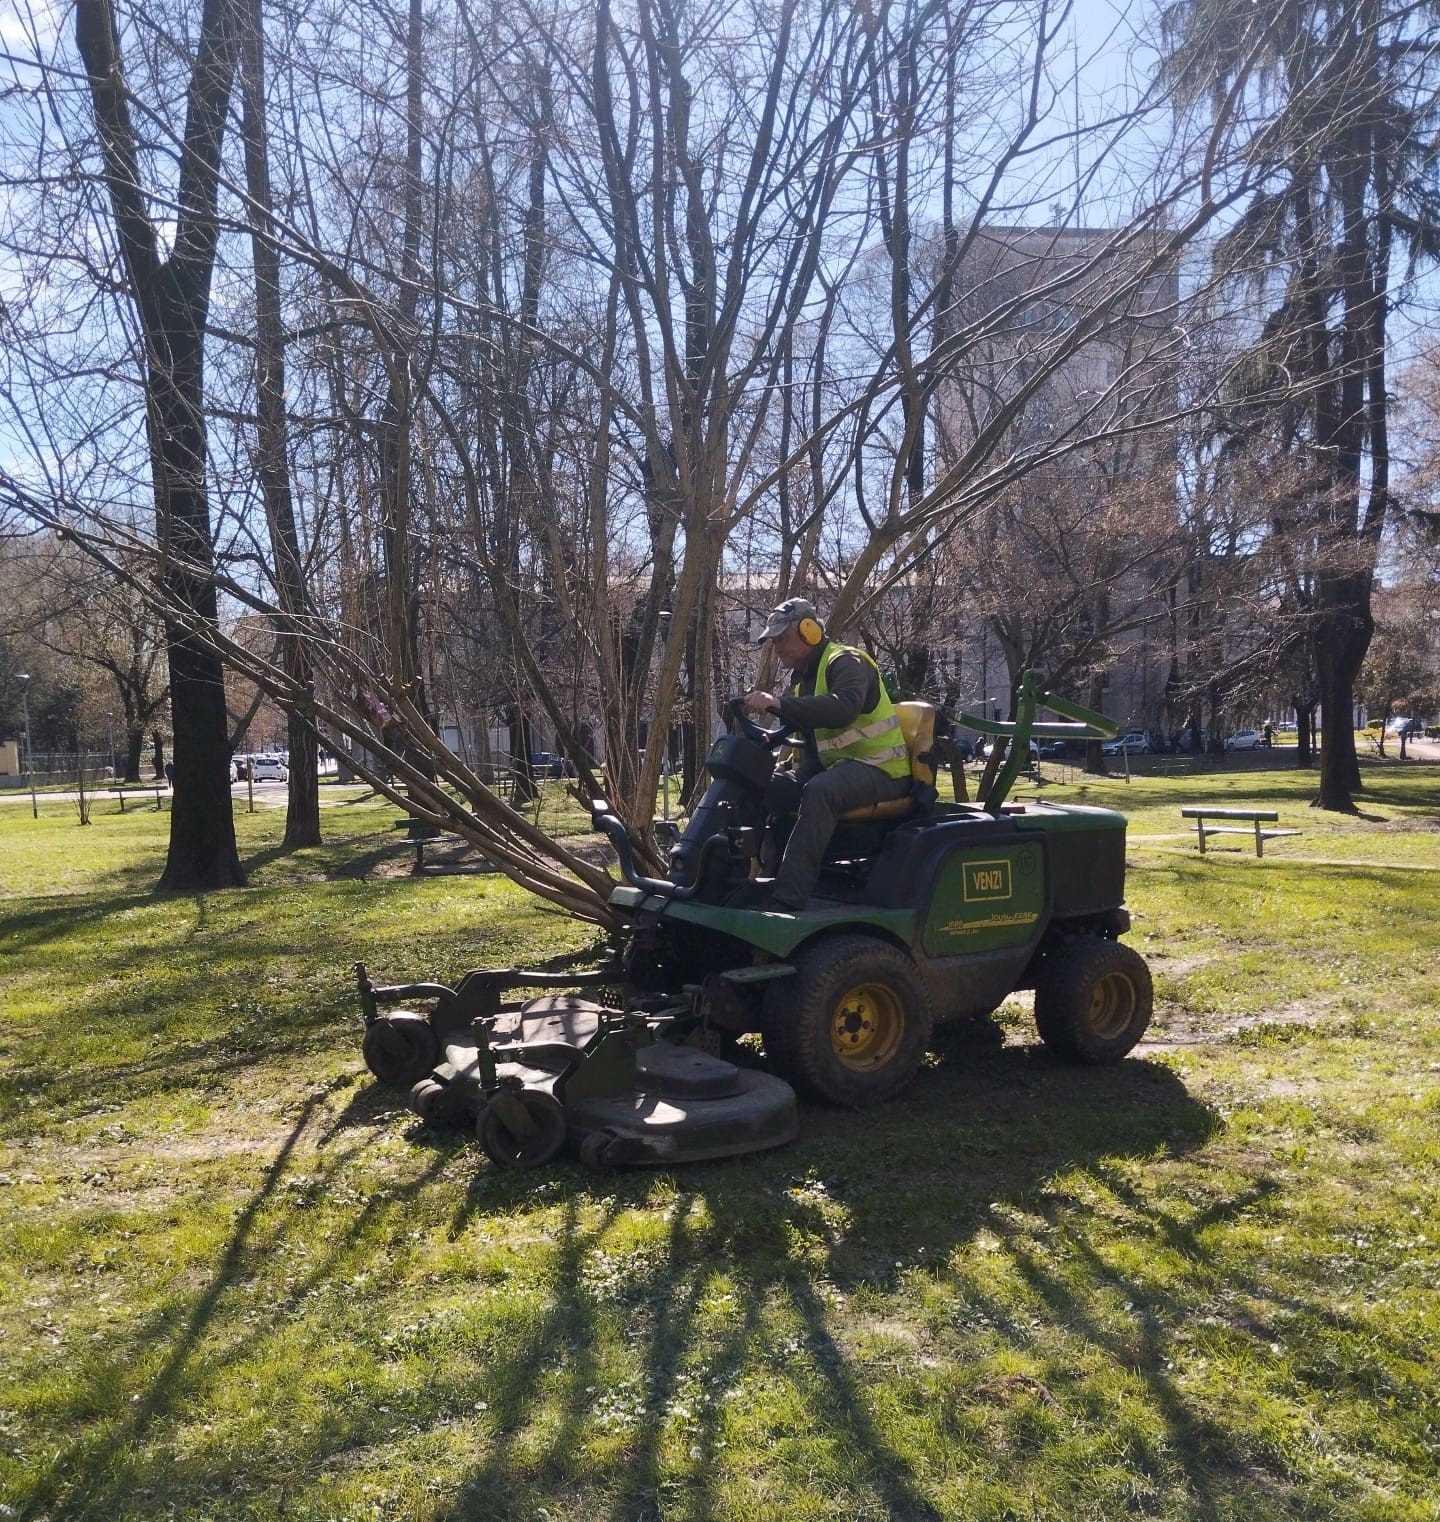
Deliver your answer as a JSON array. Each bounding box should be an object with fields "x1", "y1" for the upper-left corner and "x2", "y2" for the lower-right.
[
  {"x1": 1034, "y1": 938, "x2": 1152, "y2": 1063},
  {"x1": 763, "y1": 936, "x2": 932, "y2": 1106}
]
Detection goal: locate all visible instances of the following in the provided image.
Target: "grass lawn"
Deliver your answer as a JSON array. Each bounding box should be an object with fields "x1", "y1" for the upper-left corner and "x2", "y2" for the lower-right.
[{"x1": 1, "y1": 764, "x2": 1438, "y2": 1522}]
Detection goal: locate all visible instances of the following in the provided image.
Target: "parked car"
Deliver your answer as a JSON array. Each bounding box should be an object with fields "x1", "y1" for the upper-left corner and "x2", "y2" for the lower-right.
[
  {"x1": 1385, "y1": 716, "x2": 1424, "y2": 737},
  {"x1": 974, "y1": 737, "x2": 1040, "y2": 764},
  {"x1": 232, "y1": 755, "x2": 250, "y2": 781},
  {"x1": 528, "y1": 751, "x2": 574, "y2": 778},
  {"x1": 1101, "y1": 731, "x2": 1150, "y2": 756},
  {"x1": 250, "y1": 754, "x2": 288, "y2": 781},
  {"x1": 1225, "y1": 729, "x2": 1262, "y2": 751}
]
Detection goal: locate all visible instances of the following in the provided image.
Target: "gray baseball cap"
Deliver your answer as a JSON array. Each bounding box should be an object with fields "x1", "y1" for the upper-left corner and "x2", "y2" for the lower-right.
[{"x1": 756, "y1": 596, "x2": 821, "y2": 643}]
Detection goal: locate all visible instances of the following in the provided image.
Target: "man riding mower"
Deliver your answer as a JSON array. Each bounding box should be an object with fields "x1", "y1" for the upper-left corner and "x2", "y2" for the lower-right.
[
  {"x1": 355, "y1": 662, "x2": 1153, "y2": 1169},
  {"x1": 743, "y1": 597, "x2": 912, "y2": 912}
]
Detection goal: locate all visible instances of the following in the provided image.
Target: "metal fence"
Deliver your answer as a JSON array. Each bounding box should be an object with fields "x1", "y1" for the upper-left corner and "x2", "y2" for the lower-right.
[{"x1": 0, "y1": 751, "x2": 136, "y2": 789}]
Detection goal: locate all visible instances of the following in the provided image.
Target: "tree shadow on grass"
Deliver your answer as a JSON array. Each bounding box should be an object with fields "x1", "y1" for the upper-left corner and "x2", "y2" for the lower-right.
[
  {"x1": 11, "y1": 1046, "x2": 1419, "y2": 1522},
  {"x1": 0, "y1": 892, "x2": 607, "y2": 1133},
  {"x1": 411, "y1": 1051, "x2": 1230, "y2": 1521},
  {"x1": 1347, "y1": 780, "x2": 1440, "y2": 815},
  {"x1": 465, "y1": 1048, "x2": 1415, "y2": 1518},
  {"x1": 0, "y1": 980, "x2": 346, "y2": 1116},
  {"x1": 11, "y1": 1090, "x2": 456, "y2": 1520},
  {"x1": 0, "y1": 888, "x2": 172, "y2": 954}
]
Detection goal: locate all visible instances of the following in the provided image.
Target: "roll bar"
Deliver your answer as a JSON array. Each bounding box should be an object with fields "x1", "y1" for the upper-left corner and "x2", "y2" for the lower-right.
[{"x1": 959, "y1": 671, "x2": 1117, "y2": 814}]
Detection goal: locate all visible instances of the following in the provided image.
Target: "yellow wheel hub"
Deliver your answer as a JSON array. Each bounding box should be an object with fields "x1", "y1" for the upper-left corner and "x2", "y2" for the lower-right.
[
  {"x1": 829, "y1": 981, "x2": 905, "y2": 1070},
  {"x1": 1087, "y1": 971, "x2": 1137, "y2": 1040}
]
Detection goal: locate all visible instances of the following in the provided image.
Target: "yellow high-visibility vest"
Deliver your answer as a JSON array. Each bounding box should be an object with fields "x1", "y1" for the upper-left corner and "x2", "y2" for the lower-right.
[{"x1": 793, "y1": 644, "x2": 910, "y2": 778}]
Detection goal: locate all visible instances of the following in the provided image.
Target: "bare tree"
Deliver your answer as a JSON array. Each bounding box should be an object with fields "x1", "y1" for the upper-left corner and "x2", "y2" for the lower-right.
[
  {"x1": 1161, "y1": 0, "x2": 1440, "y2": 810},
  {"x1": 237, "y1": 0, "x2": 320, "y2": 846},
  {"x1": 72, "y1": 0, "x2": 246, "y2": 885},
  {"x1": 0, "y1": 0, "x2": 1294, "y2": 920}
]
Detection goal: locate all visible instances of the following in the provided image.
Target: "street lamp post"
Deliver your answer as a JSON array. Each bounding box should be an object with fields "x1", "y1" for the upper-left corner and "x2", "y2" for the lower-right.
[{"x1": 17, "y1": 673, "x2": 36, "y2": 819}]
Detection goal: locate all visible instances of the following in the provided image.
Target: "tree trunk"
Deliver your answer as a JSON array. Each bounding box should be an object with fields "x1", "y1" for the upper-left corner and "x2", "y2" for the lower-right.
[
  {"x1": 240, "y1": 0, "x2": 320, "y2": 849},
  {"x1": 1312, "y1": 588, "x2": 1370, "y2": 810},
  {"x1": 508, "y1": 705, "x2": 536, "y2": 805},
  {"x1": 1293, "y1": 699, "x2": 1316, "y2": 768},
  {"x1": 378, "y1": 0, "x2": 438, "y2": 804},
  {"x1": 151, "y1": 361, "x2": 246, "y2": 890},
  {"x1": 1082, "y1": 672, "x2": 1108, "y2": 776},
  {"x1": 76, "y1": 0, "x2": 245, "y2": 890}
]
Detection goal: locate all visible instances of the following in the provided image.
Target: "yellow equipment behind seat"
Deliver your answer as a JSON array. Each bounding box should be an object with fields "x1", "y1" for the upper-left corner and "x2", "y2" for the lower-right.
[{"x1": 838, "y1": 701, "x2": 937, "y2": 823}]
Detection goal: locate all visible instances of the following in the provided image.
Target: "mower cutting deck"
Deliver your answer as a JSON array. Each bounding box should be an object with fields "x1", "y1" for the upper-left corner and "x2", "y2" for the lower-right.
[
  {"x1": 357, "y1": 672, "x2": 1153, "y2": 1168},
  {"x1": 356, "y1": 966, "x2": 798, "y2": 1168}
]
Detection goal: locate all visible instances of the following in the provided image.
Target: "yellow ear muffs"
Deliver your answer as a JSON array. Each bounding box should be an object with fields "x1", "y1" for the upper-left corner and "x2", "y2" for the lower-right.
[{"x1": 798, "y1": 616, "x2": 823, "y2": 646}]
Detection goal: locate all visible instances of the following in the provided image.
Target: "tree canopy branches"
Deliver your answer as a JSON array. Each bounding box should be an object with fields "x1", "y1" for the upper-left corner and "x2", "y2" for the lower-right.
[{"x1": 3, "y1": 0, "x2": 1437, "y2": 899}]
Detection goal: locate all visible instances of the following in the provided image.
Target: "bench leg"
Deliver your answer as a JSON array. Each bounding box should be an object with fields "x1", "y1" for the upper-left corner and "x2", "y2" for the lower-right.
[
  {"x1": 1195, "y1": 821, "x2": 1206, "y2": 854},
  {"x1": 1254, "y1": 820, "x2": 1263, "y2": 857}
]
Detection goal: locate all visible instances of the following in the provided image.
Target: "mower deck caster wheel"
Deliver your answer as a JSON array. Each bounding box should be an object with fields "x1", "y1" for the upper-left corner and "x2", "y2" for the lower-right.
[
  {"x1": 362, "y1": 1012, "x2": 440, "y2": 1088},
  {"x1": 579, "y1": 1128, "x2": 622, "y2": 1171},
  {"x1": 477, "y1": 1089, "x2": 567, "y2": 1168},
  {"x1": 410, "y1": 1077, "x2": 471, "y2": 1128}
]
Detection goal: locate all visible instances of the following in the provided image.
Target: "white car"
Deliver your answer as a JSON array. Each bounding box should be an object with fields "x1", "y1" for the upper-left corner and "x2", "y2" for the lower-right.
[
  {"x1": 1225, "y1": 729, "x2": 1262, "y2": 751},
  {"x1": 976, "y1": 737, "x2": 1040, "y2": 763},
  {"x1": 1102, "y1": 731, "x2": 1150, "y2": 756},
  {"x1": 250, "y1": 754, "x2": 288, "y2": 781}
]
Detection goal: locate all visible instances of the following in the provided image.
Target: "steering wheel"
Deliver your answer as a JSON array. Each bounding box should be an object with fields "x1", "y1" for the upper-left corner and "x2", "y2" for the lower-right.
[{"x1": 726, "y1": 696, "x2": 807, "y2": 752}]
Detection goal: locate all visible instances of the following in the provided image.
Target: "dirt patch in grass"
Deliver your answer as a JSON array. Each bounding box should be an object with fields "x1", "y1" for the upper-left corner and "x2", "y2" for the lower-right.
[
  {"x1": 3, "y1": 1072, "x2": 401, "y2": 1191},
  {"x1": 1145, "y1": 996, "x2": 1341, "y2": 1049},
  {"x1": 1374, "y1": 814, "x2": 1440, "y2": 833},
  {"x1": 1142, "y1": 952, "x2": 1213, "y2": 977}
]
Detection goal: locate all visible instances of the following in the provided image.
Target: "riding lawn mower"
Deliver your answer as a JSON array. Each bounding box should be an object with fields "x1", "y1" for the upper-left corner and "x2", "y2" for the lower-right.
[{"x1": 355, "y1": 672, "x2": 1153, "y2": 1169}]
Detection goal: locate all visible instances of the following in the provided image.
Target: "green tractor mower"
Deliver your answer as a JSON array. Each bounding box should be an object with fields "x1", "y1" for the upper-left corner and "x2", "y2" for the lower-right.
[{"x1": 356, "y1": 672, "x2": 1152, "y2": 1169}]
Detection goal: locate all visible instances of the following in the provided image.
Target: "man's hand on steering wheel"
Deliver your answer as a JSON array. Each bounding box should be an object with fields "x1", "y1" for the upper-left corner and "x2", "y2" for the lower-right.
[{"x1": 730, "y1": 694, "x2": 808, "y2": 753}]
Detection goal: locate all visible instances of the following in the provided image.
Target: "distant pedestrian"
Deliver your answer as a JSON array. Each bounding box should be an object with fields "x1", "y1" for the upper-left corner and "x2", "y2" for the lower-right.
[
  {"x1": 164, "y1": 760, "x2": 175, "y2": 786},
  {"x1": 1262, "y1": 723, "x2": 1274, "y2": 749}
]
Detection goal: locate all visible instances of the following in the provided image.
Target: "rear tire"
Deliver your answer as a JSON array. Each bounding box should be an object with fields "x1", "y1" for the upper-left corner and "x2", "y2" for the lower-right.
[
  {"x1": 1034, "y1": 938, "x2": 1151, "y2": 1063},
  {"x1": 763, "y1": 936, "x2": 932, "y2": 1106}
]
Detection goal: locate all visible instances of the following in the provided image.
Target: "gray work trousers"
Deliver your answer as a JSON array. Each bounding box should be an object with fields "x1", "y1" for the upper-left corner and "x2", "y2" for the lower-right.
[{"x1": 770, "y1": 760, "x2": 911, "y2": 910}]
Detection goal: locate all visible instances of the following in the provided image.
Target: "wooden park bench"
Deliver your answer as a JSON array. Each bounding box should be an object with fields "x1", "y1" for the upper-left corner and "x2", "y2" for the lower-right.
[
  {"x1": 393, "y1": 815, "x2": 450, "y2": 869},
  {"x1": 110, "y1": 784, "x2": 167, "y2": 812},
  {"x1": 1180, "y1": 805, "x2": 1299, "y2": 858},
  {"x1": 392, "y1": 815, "x2": 491, "y2": 871}
]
